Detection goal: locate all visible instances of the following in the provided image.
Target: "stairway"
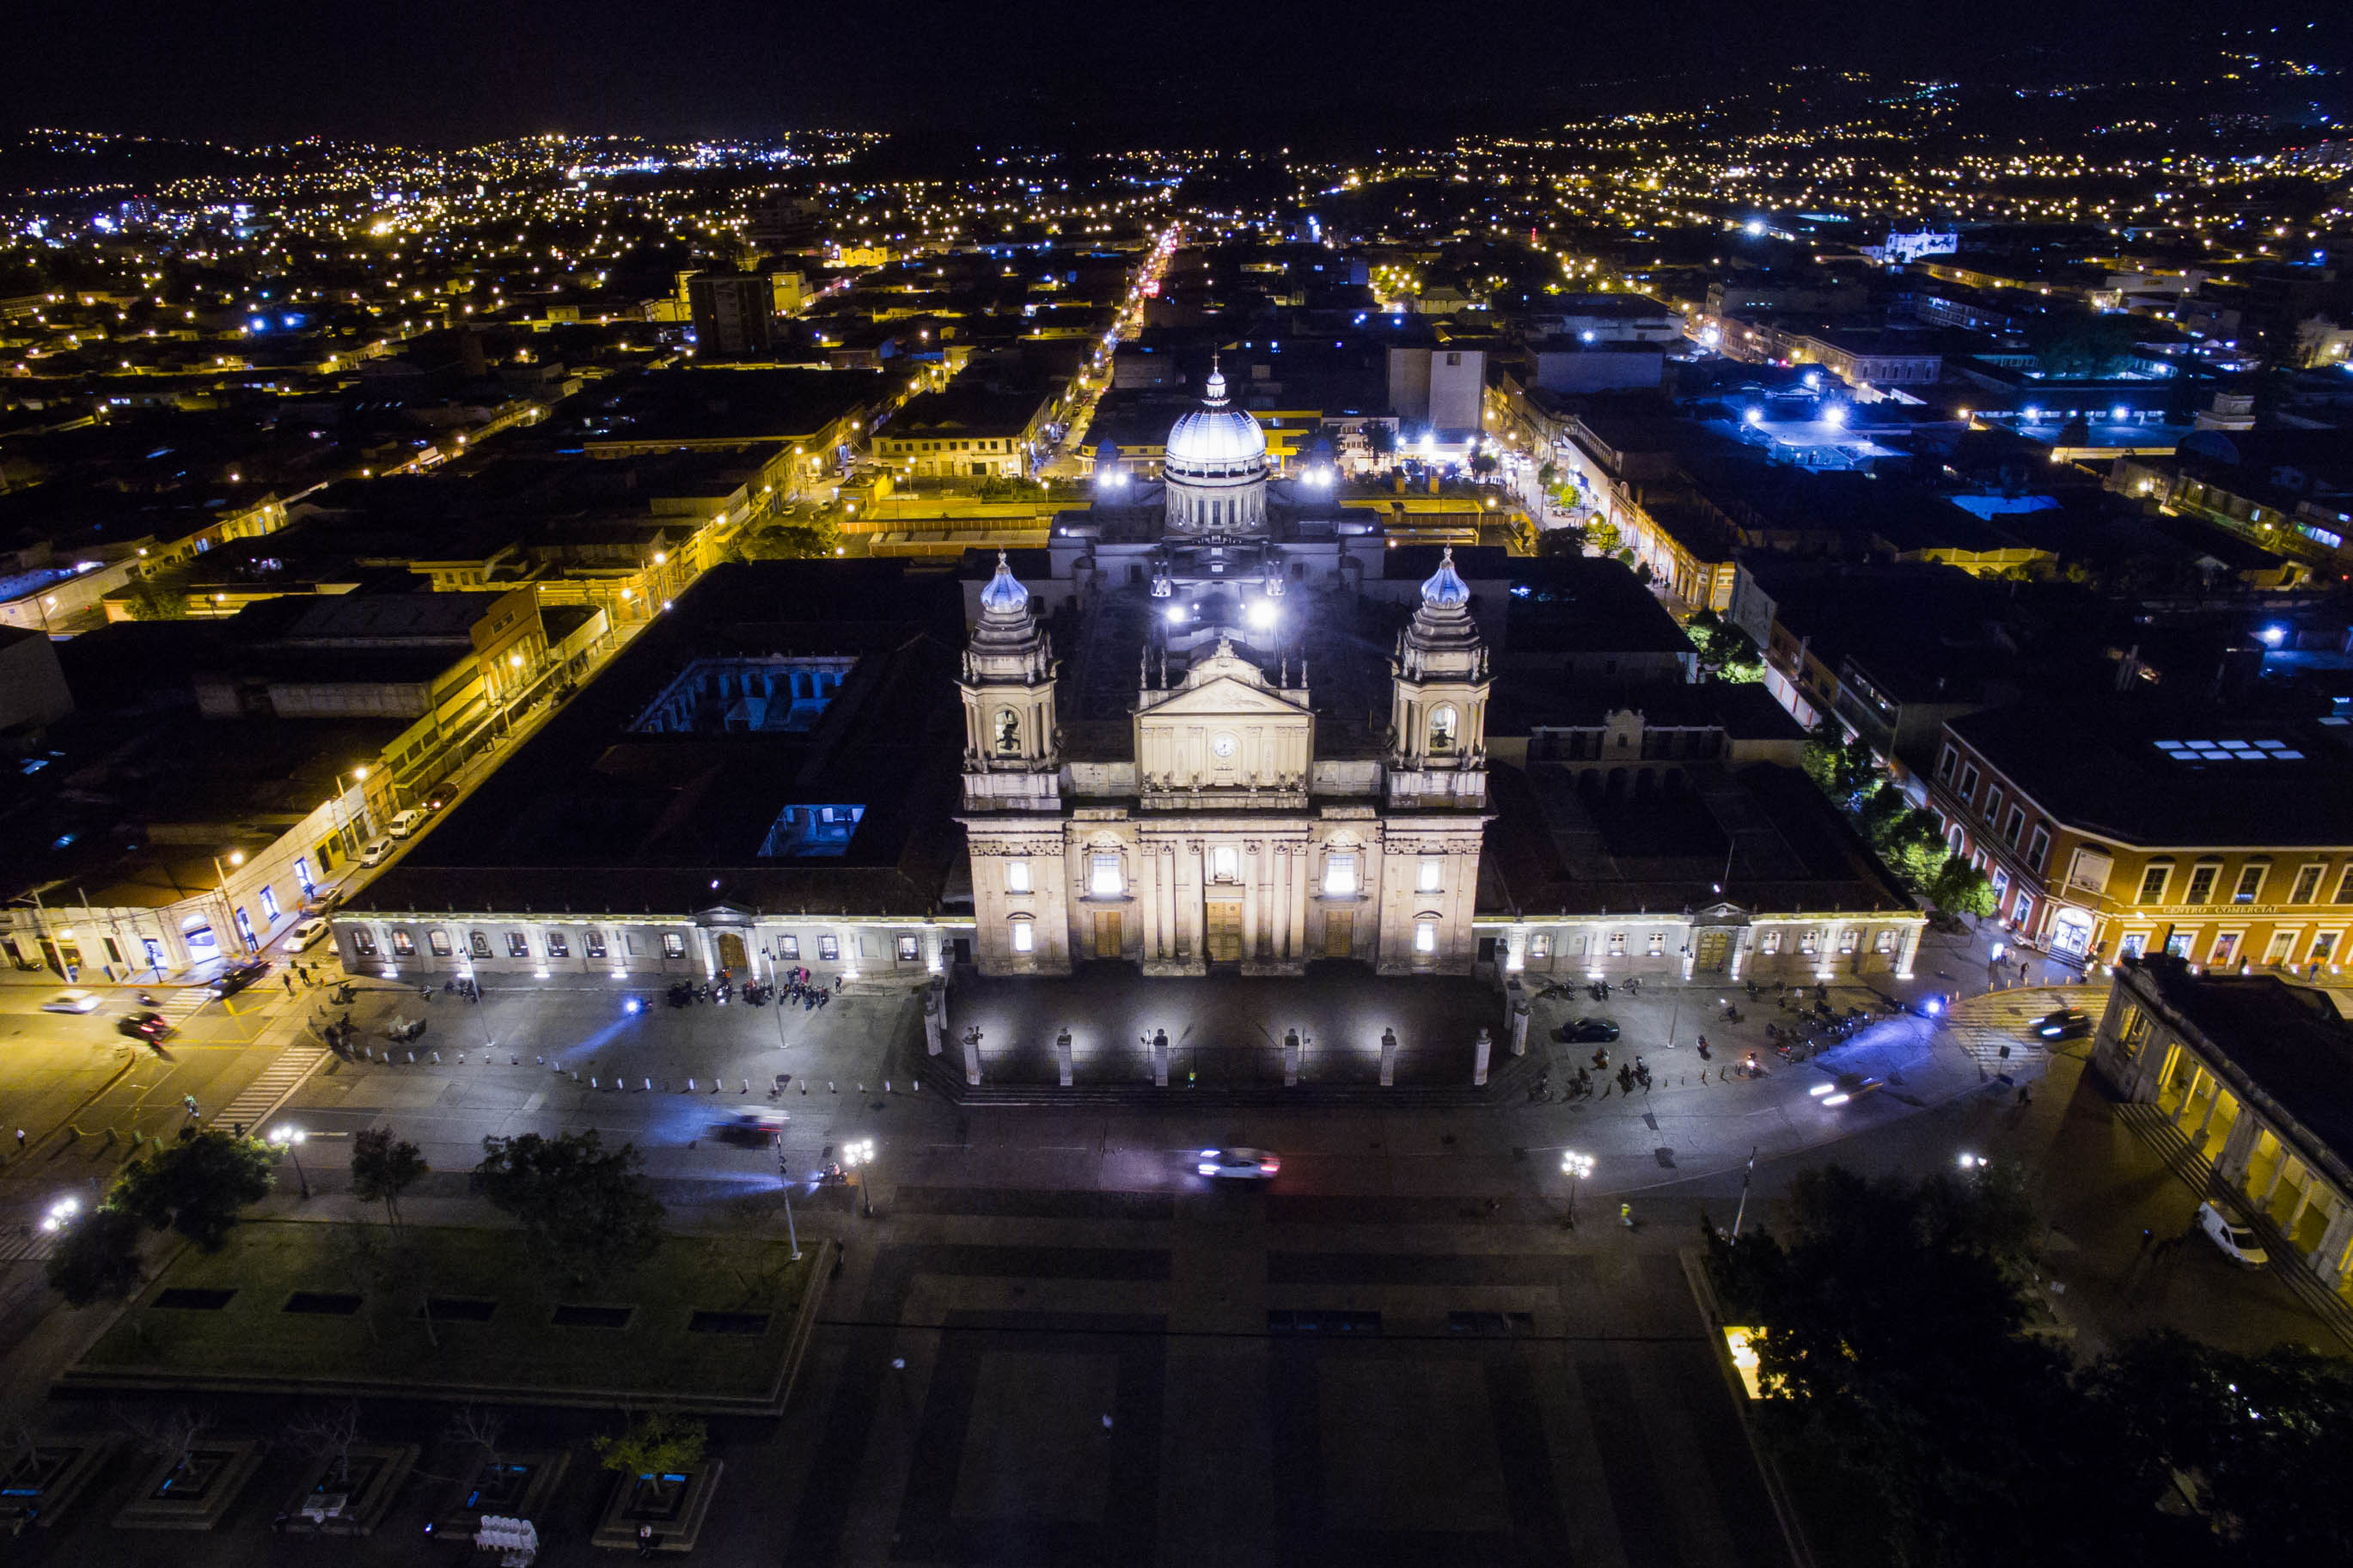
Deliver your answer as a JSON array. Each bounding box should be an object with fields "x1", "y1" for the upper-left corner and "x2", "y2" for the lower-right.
[{"x1": 2115, "y1": 1102, "x2": 2353, "y2": 1350}]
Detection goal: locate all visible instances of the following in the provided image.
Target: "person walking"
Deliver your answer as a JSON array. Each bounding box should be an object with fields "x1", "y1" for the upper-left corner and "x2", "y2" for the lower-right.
[{"x1": 13, "y1": 1128, "x2": 23, "y2": 1154}]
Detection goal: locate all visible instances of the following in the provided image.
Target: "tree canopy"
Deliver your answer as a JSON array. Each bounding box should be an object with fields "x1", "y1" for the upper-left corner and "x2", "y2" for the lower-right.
[
  {"x1": 45, "y1": 1206, "x2": 147, "y2": 1306},
  {"x1": 1684, "y1": 608, "x2": 1764, "y2": 683},
  {"x1": 110, "y1": 1130, "x2": 276, "y2": 1251},
  {"x1": 475, "y1": 1130, "x2": 665, "y2": 1284},
  {"x1": 350, "y1": 1127, "x2": 429, "y2": 1229}
]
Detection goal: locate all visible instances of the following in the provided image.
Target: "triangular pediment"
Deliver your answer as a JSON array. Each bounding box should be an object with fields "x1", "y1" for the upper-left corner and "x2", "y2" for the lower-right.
[{"x1": 1139, "y1": 674, "x2": 1311, "y2": 720}]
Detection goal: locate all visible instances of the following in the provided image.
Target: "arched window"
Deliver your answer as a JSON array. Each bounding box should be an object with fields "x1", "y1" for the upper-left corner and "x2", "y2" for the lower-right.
[
  {"x1": 1429, "y1": 705, "x2": 1458, "y2": 753},
  {"x1": 994, "y1": 709, "x2": 1021, "y2": 753},
  {"x1": 1009, "y1": 914, "x2": 1035, "y2": 954}
]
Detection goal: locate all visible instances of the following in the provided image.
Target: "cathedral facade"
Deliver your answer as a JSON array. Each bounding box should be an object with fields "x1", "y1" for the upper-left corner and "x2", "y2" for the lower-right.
[{"x1": 956, "y1": 363, "x2": 1494, "y2": 977}]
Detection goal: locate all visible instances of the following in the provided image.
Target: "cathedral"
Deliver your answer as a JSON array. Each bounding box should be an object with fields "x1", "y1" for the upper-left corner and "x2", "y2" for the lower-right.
[{"x1": 956, "y1": 363, "x2": 1493, "y2": 977}]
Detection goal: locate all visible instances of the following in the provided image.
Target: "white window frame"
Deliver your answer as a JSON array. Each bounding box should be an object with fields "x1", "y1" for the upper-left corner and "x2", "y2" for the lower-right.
[
  {"x1": 1418, "y1": 857, "x2": 1442, "y2": 893},
  {"x1": 2137, "y1": 862, "x2": 2172, "y2": 905},
  {"x1": 1212, "y1": 845, "x2": 1241, "y2": 883},
  {"x1": 1413, "y1": 919, "x2": 1438, "y2": 954},
  {"x1": 1010, "y1": 918, "x2": 1035, "y2": 954},
  {"x1": 1528, "y1": 932, "x2": 1550, "y2": 959},
  {"x1": 2232, "y1": 862, "x2": 2268, "y2": 906},
  {"x1": 1005, "y1": 859, "x2": 1032, "y2": 894},
  {"x1": 1323, "y1": 852, "x2": 1359, "y2": 896},
  {"x1": 1090, "y1": 852, "x2": 1124, "y2": 897}
]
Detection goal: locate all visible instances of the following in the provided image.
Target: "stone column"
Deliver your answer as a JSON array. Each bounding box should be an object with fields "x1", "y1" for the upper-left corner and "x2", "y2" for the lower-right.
[
  {"x1": 1503, "y1": 924, "x2": 1527, "y2": 974},
  {"x1": 1242, "y1": 841, "x2": 1260, "y2": 960},
  {"x1": 2308, "y1": 1205, "x2": 2353, "y2": 1286},
  {"x1": 2258, "y1": 1148, "x2": 2290, "y2": 1206},
  {"x1": 2193, "y1": 1077, "x2": 2227, "y2": 1147},
  {"x1": 1379, "y1": 1027, "x2": 1398, "y2": 1088},
  {"x1": 1056, "y1": 1028, "x2": 1073, "y2": 1088},
  {"x1": 1283, "y1": 1028, "x2": 1301, "y2": 1087},
  {"x1": 1472, "y1": 1027, "x2": 1493, "y2": 1087},
  {"x1": 2215, "y1": 1110, "x2": 2263, "y2": 1187},
  {"x1": 923, "y1": 979, "x2": 944, "y2": 1056},
  {"x1": 1726, "y1": 929, "x2": 1749, "y2": 981},
  {"x1": 1893, "y1": 922, "x2": 1922, "y2": 980}
]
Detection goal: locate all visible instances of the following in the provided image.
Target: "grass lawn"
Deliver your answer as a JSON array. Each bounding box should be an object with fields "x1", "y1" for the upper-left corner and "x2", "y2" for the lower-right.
[{"x1": 73, "y1": 1221, "x2": 816, "y2": 1409}]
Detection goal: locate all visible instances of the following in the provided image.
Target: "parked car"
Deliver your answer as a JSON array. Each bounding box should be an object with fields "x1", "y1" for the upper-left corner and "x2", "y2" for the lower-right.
[
  {"x1": 2036, "y1": 1007, "x2": 2093, "y2": 1041},
  {"x1": 40, "y1": 989, "x2": 101, "y2": 1014},
  {"x1": 287, "y1": 918, "x2": 330, "y2": 952},
  {"x1": 1195, "y1": 1147, "x2": 1280, "y2": 1180},
  {"x1": 387, "y1": 808, "x2": 427, "y2": 839},
  {"x1": 210, "y1": 961, "x2": 269, "y2": 998},
  {"x1": 299, "y1": 884, "x2": 345, "y2": 918},
  {"x1": 117, "y1": 1010, "x2": 174, "y2": 1042},
  {"x1": 359, "y1": 838, "x2": 394, "y2": 868},
  {"x1": 2196, "y1": 1201, "x2": 2268, "y2": 1268},
  {"x1": 1556, "y1": 1017, "x2": 1621, "y2": 1044}
]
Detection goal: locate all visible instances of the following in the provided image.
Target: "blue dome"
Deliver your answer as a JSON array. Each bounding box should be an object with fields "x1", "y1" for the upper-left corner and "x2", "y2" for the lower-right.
[
  {"x1": 980, "y1": 552, "x2": 1029, "y2": 614},
  {"x1": 1421, "y1": 547, "x2": 1470, "y2": 609}
]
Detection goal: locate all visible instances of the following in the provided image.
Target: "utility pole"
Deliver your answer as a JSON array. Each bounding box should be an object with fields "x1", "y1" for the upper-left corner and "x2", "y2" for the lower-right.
[{"x1": 1731, "y1": 1144, "x2": 1758, "y2": 1240}]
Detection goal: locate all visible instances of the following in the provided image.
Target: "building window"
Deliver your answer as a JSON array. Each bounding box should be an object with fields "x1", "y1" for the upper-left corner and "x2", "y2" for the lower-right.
[
  {"x1": 1212, "y1": 845, "x2": 1240, "y2": 883},
  {"x1": 467, "y1": 931, "x2": 490, "y2": 958},
  {"x1": 2026, "y1": 827, "x2": 2050, "y2": 874},
  {"x1": 1982, "y1": 786, "x2": 2002, "y2": 823},
  {"x1": 626, "y1": 932, "x2": 643, "y2": 955},
  {"x1": 586, "y1": 930, "x2": 607, "y2": 959},
  {"x1": 779, "y1": 935, "x2": 800, "y2": 961},
  {"x1": 507, "y1": 932, "x2": 530, "y2": 958},
  {"x1": 2211, "y1": 931, "x2": 2241, "y2": 966},
  {"x1": 1760, "y1": 930, "x2": 1782, "y2": 955},
  {"x1": 994, "y1": 708, "x2": 1021, "y2": 754},
  {"x1": 2164, "y1": 930, "x2": 2193, "y2": 957},
  {"x1": 1647, "y1": 931, "x2": 1666, "y2": 955},
  {"x1": 2313, "y1": 931, "x2": 2341, "y2": 964},
  {"x1": 1799, "y1": 930, "x2": 1819, "y2": 955},
  {"x1": 352, "y1": 928, "x2": 377, "y2": 957},
  {"x1": 1418, "y1": 857, "x2": 1442, "y2": 893},
  {"x1": 259, "y1": 886, "x2": 280, "y2": 921},
  {"x1": 1936, "y1": 746, "x2": 1957, "y2": 783},
  {"x1": 818, "y1": 935, "x2": 839, "y2": 961},
  {"x1": 1323, "y1": 852, "x2": 1359, "y2": 896},
  {"x1": 546, "y1": 931, "x2": 569, "y2": 959},
  {"x1": 1607, "y1": 931, "x2": 1627, "y2": 955},
  {"x1": 392, "y1": 930, "x2": 416, "y2": 957},
  {"x1": 1528, "y1": 932, "x2": 1550, "y2": 959},
  {"x1": 2185, "y1": 864, "x2": 2220, "y2": 905},
  {"x1": 1875, "y1": 929, "x2": 1897, "y2": 953},
  {"x1": 293, "y1": 857, "x2": 315, "y2": 894},
  {"x1": 2118, "y1": 931, "x2": 2149, "y2": 959},
  {"x1": 1006, "y1": 859, "x2": 1031, "y2": 894},
  {"x1": 1429, "y1": 705, "x2": 1458, "y2": 754},
  {"x1": 2002, "y1": 806, "x2": 2025, "y2": 847},
  {"x1": 2137, "y1": 863, "x2": 2171, "y2": 905},
  {"x1": 663, "y1": 932, "x2": 688, "y2": 959},
  {"x1": 2289, "y1": 864, "x2": 2325, "y2": 904},
  {"x1": 2336, "y1": 866, "x2": 2353, "y2": 905},
  {"x1": 1414, "y1": 919, "x2": 1438, "y2": 954},
  {"x1": 429, "y1": 930, "x2": 453, "y2": 957},
  {"x1": 1091, "y1": 853, "x2": 1124, "y2": 896},
  {"x1": 1011, "y1": 918, "x2": 1035, "y2": 954},
  {"x1": 896, "y1": 935, "x2": 920, "y2": 962},
  {"x1": 1957, "y1": 764, "x2": 1978, "y2": 802},
  {"x1": 1838, "y1": 929, "x2": 1859, "y2": 955},
  {"x1": 2232, "y1": 863, "x2": 2268, "y2": 905}
]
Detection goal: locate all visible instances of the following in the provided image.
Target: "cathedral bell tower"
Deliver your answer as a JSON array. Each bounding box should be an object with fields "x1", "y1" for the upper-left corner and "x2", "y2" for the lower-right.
[
  {"x1": 1385, "y1": 548, "x2": 1490, "y2": 808},
  {"x1": 958, "y1": 554, "x2": 1061, "y2": 811}
]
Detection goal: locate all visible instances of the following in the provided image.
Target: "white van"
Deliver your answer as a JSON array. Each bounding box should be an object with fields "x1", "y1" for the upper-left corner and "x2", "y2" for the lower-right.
[{"x1": 388, "y1": 808, "x2": 427, "y2": 839}]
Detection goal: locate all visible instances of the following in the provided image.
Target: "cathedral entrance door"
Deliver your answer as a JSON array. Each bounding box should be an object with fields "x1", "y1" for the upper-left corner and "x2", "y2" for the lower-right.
[
  {"x1": 716, "y1": 932, "x2": 749, "y2": 973},
  {"x1": 1692, "y1": 930, "x2": 1728, "y2": 973},
  {"x1": 1323, "y1": 909, "x2": 1354, "y2": 960},
  {"x1": 1094, "y1": 912, "x2": 1123, "y2": 960},
  {"x1": 1205, "y1": 901, "x2": 1243, "y2": 963}
]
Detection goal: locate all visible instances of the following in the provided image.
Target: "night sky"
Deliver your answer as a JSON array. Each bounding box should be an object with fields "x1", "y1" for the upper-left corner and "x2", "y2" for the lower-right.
[{"x1": 16, "y1": 1, "x2": 2335, "y2": 148}]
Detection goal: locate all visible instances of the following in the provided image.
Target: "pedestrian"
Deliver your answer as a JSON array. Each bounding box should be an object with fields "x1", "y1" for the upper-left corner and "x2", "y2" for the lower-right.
[
  {"x1": 282, "y1": 973, "x2": 295, "y2": 997},
  {"x1": 2017, "y1": 1084, "x2": 2032, "y2": 1107},
  {"x1": 12, "y1": 1128, "x2": 22, "y2": 1153},
  {"x1": 2018, "y1": 960, "x2": 2029, "y2": 985},
  {"x1": 636, "y1": 1522, "x2": 655, "y2": 1558},
  {"x1": 2140, "y1": 1227, "x2": 2154, "y2": 1251},
  {"x1": 183, "y1": 1095, "x2": 199, "y2": 1120}
]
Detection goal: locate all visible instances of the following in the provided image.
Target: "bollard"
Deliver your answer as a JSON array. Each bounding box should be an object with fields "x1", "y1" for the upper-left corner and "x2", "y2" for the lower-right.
[
  {"x1": 742, "y1": 1079, "x2": 750, "y2": 1094},
  {"x1": 535, "y1": 1055, "x2": 544, "y2": 1065},
  {"x1": 407, "y1": 1051, "x2": 416, "y2": 1064},
  {"x1": 131, "y1": 1131, "x2": 144, "y2": 1149},
  {"x1": 643, "y1": 1077, "x2": 653, "y2": 1092},
  {"x1": 510, "y1": 1054, "x2": 518, "y2": 1065},
  {"x1": 458, "y1": 1054, "x2": 466, "y2": 1065},
  {"x1": 712, "y1": 1080, "x2": 722, "y2": 1094},
  {"x1": 829, "y1": 1081, "x2": 836, "y2": 1094},
  {"x1": 103, "y1": 1128, "x2": 118, "y2": 1147},
  {"x1": 590, "y1": 1077, "x2": 599, "y2": 1089},
  {"x1": 688, "y1": 1078, "x2": 697, "y2": 1091}
]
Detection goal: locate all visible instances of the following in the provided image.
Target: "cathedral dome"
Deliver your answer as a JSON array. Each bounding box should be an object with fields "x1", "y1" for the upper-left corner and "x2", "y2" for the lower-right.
[
  {"x1": 979, "y1": 552, "x2": 1030, "y2": 615},
  {"x1": 1420, "y1": 547, "x2": 1470, "y2": 609},
  {"x1": 1164, "y1": 363, "x2": 1267, "y2": 473}
]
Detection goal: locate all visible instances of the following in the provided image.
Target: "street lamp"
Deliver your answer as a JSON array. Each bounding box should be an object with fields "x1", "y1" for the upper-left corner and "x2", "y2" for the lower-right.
[
  {"x1": 842, "y1": 1137, "x2": 877, "y2": 1217},
  {"x1": 213, "y1": 849, "x2": 248, "y2": 956},
  {"x1": 39, "y1": 1195, "x2": 81, "y2": 1233},
  {"x1": 270, "y1": 1125, "x2": 310, "y2": 1199},
  {"x1": 1561, "y1": 1150, "x2": 1594, "y2": 1228}
]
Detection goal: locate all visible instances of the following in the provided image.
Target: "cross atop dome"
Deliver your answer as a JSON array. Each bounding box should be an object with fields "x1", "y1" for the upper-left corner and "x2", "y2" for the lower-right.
[
  {"x1": 1421, "y1": 546, "x2": 1470, "y2": 610},
  {"x1": 1202, "y1": 353, "x2": 1228, "y2": 406},
  {"x1": 979, "y1": 551, "x2": 1030, "y2": 616}
]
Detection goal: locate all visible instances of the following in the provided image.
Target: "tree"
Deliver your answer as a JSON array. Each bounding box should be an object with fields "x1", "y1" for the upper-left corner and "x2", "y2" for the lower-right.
[
  {"x1": 45, "y1": 1206, "x2": 146, "y2": 1306},
  {"x1": 122, "y1": 575, "x2": 187, "y2": 620},
  {"x1": 1365, "y1": 423, "x2": 1396, "y2": 459},
  {"x1": 1585, "y1": 518, "x2": 1621, "y2": 552},
  {"x1": 1800, "y1": 721, "x2": 1878, "y2": 802},
  {"x1": 1536, "y1": 461, "x2": 1559, "y2": 487},
  {"x1": 349, "y1": 1127, "x2": 428, "y2": 1230},
  {"x1": 474, "y1": 1130, "x2": 665, "y2": 1285},
  {"x1": 110, "y1": 1130, "x2": 275, "y2": 1251},
  {"x1": 596, "y1": 1411, "x2": 706, "y2": 1509},
  {"x1": 1533, "y1": 525, "x2": 1587, "y2": 558},
  {"x1": 286, "y1": 1401, "x2": 364, "y2": 1492},
  {"x1": 2027, "y1": 312, "x2": 2141, "y2": 379},
  {"x1": 1929, "y1": 856, "x2": 1996, "y2": 918},
  {"x1": 1684, "y1": 608, "x2": 1764, "y2": 683}
]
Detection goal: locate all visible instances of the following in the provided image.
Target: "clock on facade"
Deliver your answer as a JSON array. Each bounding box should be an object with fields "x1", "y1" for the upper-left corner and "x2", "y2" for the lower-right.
[{"x1": 1211, "y1": 732, "x2": 1238, "y2": 759}]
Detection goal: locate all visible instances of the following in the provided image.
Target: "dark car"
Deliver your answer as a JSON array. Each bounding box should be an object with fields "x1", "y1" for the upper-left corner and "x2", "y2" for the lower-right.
[
  {"x1": 2036, "y1": 1008, "x2": 2092, "y2": 1041},
  {"x1": 210, "y1": 961, "x2": 270, "y2": 998},
  {"x1": 117, "y1": 1010, "x2": 174, "y2": 1042},
  {"x1": 1557, "y1": 1017, "x2": 1621, "y2": 1044}
]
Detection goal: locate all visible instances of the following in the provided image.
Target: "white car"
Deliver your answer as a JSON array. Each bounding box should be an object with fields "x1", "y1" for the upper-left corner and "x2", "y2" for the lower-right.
[
  {"x1": 387, "y1": 808, "x2": 426, "y2": 839},
  {"x1": 40, "y1": 989, "x2": 101, "y2": 1014},
  {"x1": 2197, "y1": 1202, "x2": 2267, "y2": 1268},
  {"x1": 1196, "y1": 1147, "x2": 1280, "y2": 1180},
  {"x1": 287, "y1": 918, "x2": 330, "y2": 952},
  {"x1": 359, "y1": 838, "x2": 394, "y2": 868}
]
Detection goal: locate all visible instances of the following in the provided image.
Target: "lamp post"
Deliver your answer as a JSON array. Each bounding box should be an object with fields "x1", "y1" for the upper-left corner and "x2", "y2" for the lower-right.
[
  {"x1": 269, "y1": 1125, "x2": 309, "y2": 1199},
  {"x1": 1561, "y1": 1150, "x2": 1594, "y2": 1229},
  {"x1": 842, "y1": 1137, "x2": 877, "y2": 1218},
  {"x1": 212, "y1": 850, "x2": 247, "y2": 958}
]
